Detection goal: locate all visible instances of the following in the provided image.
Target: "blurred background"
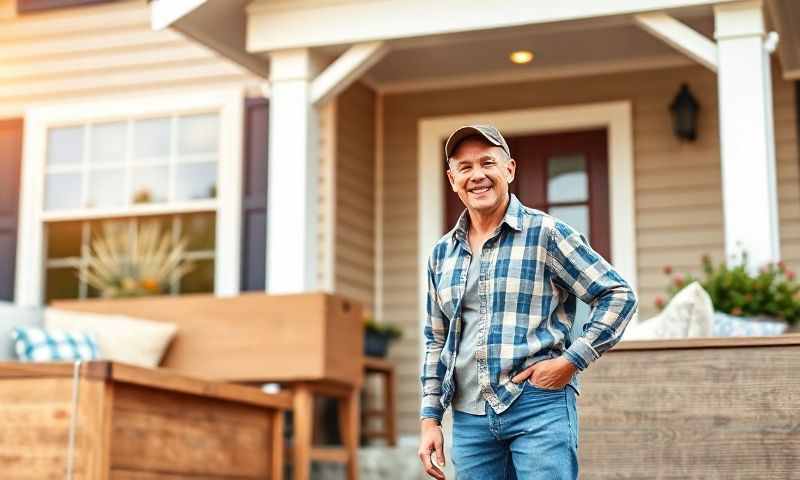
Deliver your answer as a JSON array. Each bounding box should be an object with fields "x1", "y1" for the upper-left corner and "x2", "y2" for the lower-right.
[{"x1": 1, "y1": 1, "x2": 799, "y2": 479}]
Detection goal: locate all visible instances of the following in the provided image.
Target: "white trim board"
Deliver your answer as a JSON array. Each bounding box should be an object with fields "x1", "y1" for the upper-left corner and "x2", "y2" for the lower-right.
[
  {"x1": 247, "y1": 0, "x2": 739, "y2": 52},
  {"x1": 417, "y1": 101, "x2": 638, "y2": 359},
  {"x1": 16, "y1": 87, "x2": 245, "y2": 306}
]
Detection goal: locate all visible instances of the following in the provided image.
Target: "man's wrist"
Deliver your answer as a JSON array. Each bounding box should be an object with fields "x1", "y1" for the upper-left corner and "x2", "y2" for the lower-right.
[{"x1": 421, "y1": 417, "x2": 441, "y2": 429}]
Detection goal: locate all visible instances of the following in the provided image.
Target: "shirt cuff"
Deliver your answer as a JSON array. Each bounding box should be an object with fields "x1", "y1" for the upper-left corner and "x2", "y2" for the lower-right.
[
  {"x1": 563, "y1": 337, "x2": 600, "y2": 371},
  {"x1": 420, "y1": 408, "x2": 444, "y2": 423},
  {"x1": 420, "y1": 398, "x2": 445, "y2": 424}
]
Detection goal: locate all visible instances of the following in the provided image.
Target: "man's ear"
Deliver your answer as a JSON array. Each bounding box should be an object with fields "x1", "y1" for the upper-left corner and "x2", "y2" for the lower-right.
[
  {"x1": 506, "y1": 157, "x2": 517, "y2": 183},
  {"x1": 446, "y1": 169, "x2": 458, "y2": 192}
]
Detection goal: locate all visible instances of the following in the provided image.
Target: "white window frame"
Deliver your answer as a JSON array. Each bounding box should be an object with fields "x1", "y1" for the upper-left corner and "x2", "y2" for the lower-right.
[{"x1": 16, "y1": 88, "x2": 245, "y2": 306}]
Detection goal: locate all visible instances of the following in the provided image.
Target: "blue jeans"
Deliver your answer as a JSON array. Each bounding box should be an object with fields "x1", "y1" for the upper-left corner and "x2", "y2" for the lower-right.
[{"x1": 451, "y1": 380, "x2": 579, "y2": 480}]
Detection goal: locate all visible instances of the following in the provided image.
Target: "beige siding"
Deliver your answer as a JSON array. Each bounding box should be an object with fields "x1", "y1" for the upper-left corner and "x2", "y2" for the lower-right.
[
  {"x1": 317, "y1": 102, "x2": 335, "y2": 290},
  {"x1": 0, "y1": 0, "x2": 261, "y2": 118},
  {"x1": 334, "y1": 83, "x2": 376, "y2": 313},
  {"x1": 381, "y1": 63, "x2": 799, "y2": 435},
  {"x1": 775, "y1": 78, "x2": 800, "y2": 266}
]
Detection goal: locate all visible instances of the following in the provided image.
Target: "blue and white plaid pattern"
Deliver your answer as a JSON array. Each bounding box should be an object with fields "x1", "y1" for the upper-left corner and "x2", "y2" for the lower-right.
[
  {"x1": 12, "y1": 326, "x2": 100, "y2": 362},
  {"x1": 421, "y1": 194, "x2": 638, "y2": 422}
]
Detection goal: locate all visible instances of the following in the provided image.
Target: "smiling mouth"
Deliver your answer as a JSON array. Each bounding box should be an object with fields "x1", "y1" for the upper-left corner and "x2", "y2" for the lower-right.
[{"x1": 469, "y1": 186, "x2": 491, "y2": 194}]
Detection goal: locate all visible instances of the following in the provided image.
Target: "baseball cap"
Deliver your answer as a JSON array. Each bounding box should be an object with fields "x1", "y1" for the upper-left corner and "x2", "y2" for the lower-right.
[{"x1": 444, "y1": 124, "x2": 511, "y2": 163}]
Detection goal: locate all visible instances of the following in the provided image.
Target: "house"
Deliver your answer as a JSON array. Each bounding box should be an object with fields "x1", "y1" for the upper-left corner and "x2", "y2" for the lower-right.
[{"x1": 2, "y1": 0, "x2": 799, "y2": 444}]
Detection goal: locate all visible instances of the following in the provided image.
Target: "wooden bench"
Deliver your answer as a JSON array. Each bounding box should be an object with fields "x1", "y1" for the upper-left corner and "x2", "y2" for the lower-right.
[{"x1": 0, "y1": 360, "x2": 291, "y2": 479}]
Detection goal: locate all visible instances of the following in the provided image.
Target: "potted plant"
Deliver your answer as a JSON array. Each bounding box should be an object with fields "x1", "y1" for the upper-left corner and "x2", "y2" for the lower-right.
[
  {"x1": 656, "y1": 251, "x2": 800, "y2": 332},
  {"x1": 79, "y1": 219, "x2": 194, "y2": 298},
  {"x1": 363, "y1": 317, "x2": 402, "y2": 357}
]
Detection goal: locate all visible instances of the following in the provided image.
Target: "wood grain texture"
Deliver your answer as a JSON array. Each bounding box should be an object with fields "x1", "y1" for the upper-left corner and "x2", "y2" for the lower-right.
[
  {"x1": 578, "y1": 342, "x2": 800, "y2": 479},
  {"x1": 0, "y1": 362, "x2": 287, "y2": 479},
  {"x1": 110, "y1": 384, "x2": 273, "y2": 478}
]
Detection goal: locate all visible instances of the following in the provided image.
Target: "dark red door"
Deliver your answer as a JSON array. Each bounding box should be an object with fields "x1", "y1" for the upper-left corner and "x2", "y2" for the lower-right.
[{"x1": 444, "y1": 129, "x2": 611, "y2": 261}]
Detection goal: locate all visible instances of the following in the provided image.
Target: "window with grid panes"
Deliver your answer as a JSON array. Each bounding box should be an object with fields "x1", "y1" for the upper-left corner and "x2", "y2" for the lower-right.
[{"x1": 43, "y1": 113, "x2": 219, "y2": 302}]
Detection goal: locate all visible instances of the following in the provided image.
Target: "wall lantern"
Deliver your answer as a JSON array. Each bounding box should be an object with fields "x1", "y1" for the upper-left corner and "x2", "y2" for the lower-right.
[{"x1": 669, "y1": 83, "x2": 700, "y2": 141}]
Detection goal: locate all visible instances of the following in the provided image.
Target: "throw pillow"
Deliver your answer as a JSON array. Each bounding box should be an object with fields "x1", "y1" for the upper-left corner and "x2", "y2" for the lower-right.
[
  {"x1": 623, "y1": 281, "x2": 714, "y2": 340},
  {"x1": 12, "y1": 326, "x2": 99, "y2": 362},
  {"x1": 712, "y1": 312, "x2": 788, "y2": 337},
  {"x1": 0, "y1": 302, "x2": 45, "y2": 360},
  {"x1": 45, "y1": 308, "x2": 177, "y2": 368}
]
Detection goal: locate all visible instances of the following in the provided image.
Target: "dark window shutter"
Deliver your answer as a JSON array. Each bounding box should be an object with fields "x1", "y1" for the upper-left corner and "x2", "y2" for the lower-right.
[
  {"x1": 17, "y1": 0, "x2": 114, "y2": 13},
  {"x1": 240, "y1": 98, "x2": 268, "y2": 291},
  {"x1": 0, "y1": 119, "x2": 23, "y2": 302}
]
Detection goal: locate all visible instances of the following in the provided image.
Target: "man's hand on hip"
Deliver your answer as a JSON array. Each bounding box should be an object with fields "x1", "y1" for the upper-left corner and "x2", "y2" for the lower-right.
[
  {"x1": 511, "y1": 356, "x2": 577, "y2": 389},
  {"x1": 418, "y1": 418, "x2": 446, "y2": 479}
]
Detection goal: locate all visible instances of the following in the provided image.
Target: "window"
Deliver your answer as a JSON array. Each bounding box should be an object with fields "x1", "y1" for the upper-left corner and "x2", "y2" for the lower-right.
[
  {"x1": 18, "y1": 89, "x2": 244, "y2": 305},
  {"x1": 44, "y1": 114, "x2": 219, "y2": 212},
  {"x1": 44, "y1": 213, "x2": 216, "y2": 302}
]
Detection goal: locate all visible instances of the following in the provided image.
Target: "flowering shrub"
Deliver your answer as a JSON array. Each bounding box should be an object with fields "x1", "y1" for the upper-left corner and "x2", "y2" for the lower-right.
[{"x1": 656, "y1": 251, "x2": 800, "y2": 326}]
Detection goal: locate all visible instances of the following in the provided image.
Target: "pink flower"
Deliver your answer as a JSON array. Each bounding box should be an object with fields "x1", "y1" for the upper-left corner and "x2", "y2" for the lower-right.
[
  {"x1": 787, "y1": 270, "x2": 796, "y2": 281},
  {"x1": 662, "y1": 265, "x2": 673, "y2": 275},
  {"x1": 654, "y1": 296, "x2": 666, "y2": 309},
  {"x1": 731, "y1": 307, "x2": 743, "y2": 316},
  {"x1": 777, "y1": 260, "x2": 787, "y2": 272},
  {"x1": 673, "y1": 273, "x2": 685, "y2": 287}
]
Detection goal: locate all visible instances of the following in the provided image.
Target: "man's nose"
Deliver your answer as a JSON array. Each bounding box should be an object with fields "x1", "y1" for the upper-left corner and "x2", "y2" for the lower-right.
[{"x1": 469, "y1": 167, "x2": 487, "y2": 182}]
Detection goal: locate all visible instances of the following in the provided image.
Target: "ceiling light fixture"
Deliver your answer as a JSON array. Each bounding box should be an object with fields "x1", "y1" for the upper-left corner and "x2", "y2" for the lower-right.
[{"x1": 509, "y1": 50, "x2": 534, "y2": 64}]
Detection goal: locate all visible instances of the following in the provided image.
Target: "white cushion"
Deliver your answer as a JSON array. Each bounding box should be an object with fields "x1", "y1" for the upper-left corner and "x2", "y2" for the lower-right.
[
  {"x1": 623, "y1": 281, "x2": 714, "y2": 340},
  {"x1": 44, "y1": 308, "x2": 177, "y2": 368}
]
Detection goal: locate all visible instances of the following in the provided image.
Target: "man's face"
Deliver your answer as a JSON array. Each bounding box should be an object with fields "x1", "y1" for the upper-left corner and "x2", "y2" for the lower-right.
[{"x1": 447, "y1": 137, "x2": 516, "y2": 215}]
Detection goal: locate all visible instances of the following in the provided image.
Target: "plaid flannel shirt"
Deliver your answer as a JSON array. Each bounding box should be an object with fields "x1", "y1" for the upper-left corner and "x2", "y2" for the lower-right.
[{"x1": 420, "y1": 194, "x2": 638, "y2": 422}]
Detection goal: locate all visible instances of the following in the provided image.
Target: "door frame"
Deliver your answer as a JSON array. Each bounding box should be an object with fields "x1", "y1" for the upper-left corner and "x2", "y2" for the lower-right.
[{"x1": 417, "y1": 100, "x2": 637, "y2": 352}]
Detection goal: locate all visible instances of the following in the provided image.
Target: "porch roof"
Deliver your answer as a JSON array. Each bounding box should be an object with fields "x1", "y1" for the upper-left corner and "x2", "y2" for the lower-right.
[{"x1": 152, "y1": 0, "x2": 800, "y2": 83}]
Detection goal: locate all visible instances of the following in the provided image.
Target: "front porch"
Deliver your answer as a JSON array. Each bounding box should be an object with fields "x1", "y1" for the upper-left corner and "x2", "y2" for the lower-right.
[{"x1": 153, "y1": 0, "x2": 800, "y2": 463}]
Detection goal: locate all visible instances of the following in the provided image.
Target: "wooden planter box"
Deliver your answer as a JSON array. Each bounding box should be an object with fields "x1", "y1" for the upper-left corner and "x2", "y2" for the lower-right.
[
  {"x1": 579, "y1": 335, "x2": 800, "y2": 479},
  {"x1": 0, "y1": 361, "x2": 291, "y2": 479},
  {"x1": 53, "y1": 292, "x2": 364, "y2": 387}
]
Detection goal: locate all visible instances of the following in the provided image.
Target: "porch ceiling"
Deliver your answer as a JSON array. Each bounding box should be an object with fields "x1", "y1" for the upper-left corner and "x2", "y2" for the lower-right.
[{"x1": 358, "y1": 14, "x2": 715, "y2": 92}]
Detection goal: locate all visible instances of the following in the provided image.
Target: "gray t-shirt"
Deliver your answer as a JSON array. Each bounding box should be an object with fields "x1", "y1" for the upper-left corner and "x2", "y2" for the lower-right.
[{"x1": 452, "y1": 255, "x2": 488, "y2": 415}]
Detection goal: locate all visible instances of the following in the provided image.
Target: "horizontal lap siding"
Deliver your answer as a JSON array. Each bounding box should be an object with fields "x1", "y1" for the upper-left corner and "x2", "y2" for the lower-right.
[
  {"x1": 775, "y1": 79, "x2": 800, "y2": 265},
  {"x1": 335, "y1": 83, "x2": 376, "y2": 313},
  {"x1": 381, "y1": 64, "x2": 746, "y2": 435},
  {"x1": 0, "y1": 0, "x2": 260, "y2": 118}
]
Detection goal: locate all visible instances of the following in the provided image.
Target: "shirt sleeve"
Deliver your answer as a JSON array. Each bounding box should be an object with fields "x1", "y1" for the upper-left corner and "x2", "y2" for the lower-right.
[
  {"x1": 546, "y1": 219, "x2": 639, "y2": 371},
  {"x1": 419, "y1": 256, "x2": 449, "y2": 423}
]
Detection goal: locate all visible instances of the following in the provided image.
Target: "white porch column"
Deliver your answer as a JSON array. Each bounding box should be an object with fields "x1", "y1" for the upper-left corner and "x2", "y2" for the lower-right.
[
  {"x1": 266, "y1": 49, "x2": 320, "y2": 293},
  {"x1": 714, "y1": 0, "x2": 780, "y2": 270}
]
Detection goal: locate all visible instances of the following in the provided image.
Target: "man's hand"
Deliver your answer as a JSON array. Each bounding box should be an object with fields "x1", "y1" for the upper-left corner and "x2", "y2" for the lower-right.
[
  {"x1": 511, "y1": 356, "x2": 577, "y2": 389},
  {"x1": 418, "y1": 418, "x2": 446, "y2": 479}
]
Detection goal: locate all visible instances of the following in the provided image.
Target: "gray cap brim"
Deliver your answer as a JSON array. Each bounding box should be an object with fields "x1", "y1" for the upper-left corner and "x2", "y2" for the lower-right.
[{"x1": 444, "y1": 125, "x2": 511, "y2": 163}]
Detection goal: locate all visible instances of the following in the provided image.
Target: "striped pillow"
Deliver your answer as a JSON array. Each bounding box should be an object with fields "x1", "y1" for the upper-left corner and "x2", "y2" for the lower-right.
[{"x1": 11, "y1": 326, "x2": 99, "y2": 362}]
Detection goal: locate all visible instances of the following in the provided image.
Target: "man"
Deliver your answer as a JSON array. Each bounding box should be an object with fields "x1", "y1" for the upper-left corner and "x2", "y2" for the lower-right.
[{"x1": 417, "y1": 125, "x2": 638, "y2": 480}]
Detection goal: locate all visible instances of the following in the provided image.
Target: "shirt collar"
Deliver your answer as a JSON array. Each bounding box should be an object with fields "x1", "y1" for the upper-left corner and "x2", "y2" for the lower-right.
[{"x1": 452, "y1": 193, "x2": 524, "y2": 246}]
